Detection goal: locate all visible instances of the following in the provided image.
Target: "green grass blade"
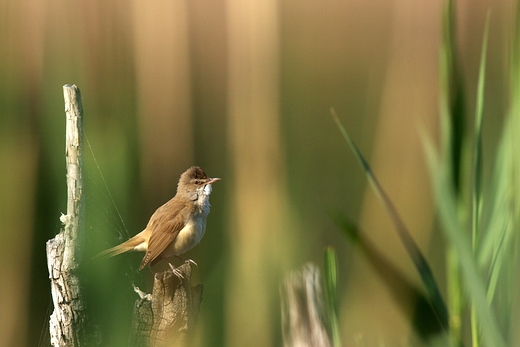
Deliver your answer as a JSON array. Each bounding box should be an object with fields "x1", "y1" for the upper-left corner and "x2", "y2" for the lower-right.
[
  {"x1": 471, "y1": 12, "x2": 489, "y2": 251},
  {"x1": 440, "y1": 0, "x2": 466, "y2": 195},
  {"x1": 334, "y1": 215, "x2": 449, "y2": 340},
  {"x1": 424, "y1": 139, "x2": 507, "y2": 347},
  {"x1": 470, "y1": 14, "x2": 490, "y2": 347},
  {"x1": 332, "y1": 109, "x2": 449, "y2": 334},
  {"x1": 478, "y1": 36, "x2": 520, "y2": 337},
  {"x1": 439, "y1": 2, "x2": 465, "y2": 344},
  {"x1": 323, "y1": 247, "x2": 341, "y2": 347}
]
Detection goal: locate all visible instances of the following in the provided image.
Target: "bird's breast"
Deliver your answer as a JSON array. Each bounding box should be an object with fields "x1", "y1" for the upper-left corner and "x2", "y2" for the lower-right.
[{"x1": 163, "y1": 213, "x2": 207, "y2": 257}]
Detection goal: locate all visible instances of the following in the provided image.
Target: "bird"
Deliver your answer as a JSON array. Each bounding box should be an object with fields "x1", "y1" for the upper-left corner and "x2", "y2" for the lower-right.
[{"x1": 95, "y1": 166, "x2": 220, "y2": 274}]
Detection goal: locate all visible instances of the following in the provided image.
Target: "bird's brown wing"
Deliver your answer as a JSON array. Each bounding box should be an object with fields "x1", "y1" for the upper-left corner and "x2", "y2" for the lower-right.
[{"x1": 139, "y1": 199, "x2": 190, "y2": 270}]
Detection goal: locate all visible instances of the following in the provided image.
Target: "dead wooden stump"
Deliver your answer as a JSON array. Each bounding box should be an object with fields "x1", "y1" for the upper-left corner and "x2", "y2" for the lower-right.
[
  {"x1": 281, "y1": 263, "x2": 332, "y2": 347},
  {"x1": 47, "y1": 84, "x2": 97, "y2": 347},
  {"x1": 130, "y1": 262, "x2": 204, "y2": 347}
]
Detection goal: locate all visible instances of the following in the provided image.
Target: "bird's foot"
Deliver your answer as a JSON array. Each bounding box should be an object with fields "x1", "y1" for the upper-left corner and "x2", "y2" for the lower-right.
[
  {"x1": 174, "y1": 255, "x2": 197, "y2": 267},
  {"x1": 186, "y1": 259, "x2": 197, "y2": 267},
  {"x1": 168, "y1": 263, "x2": 185, "y2": 279},
  {"x1": 133, "y1": 285, "x2": 152, "y2": 301}
]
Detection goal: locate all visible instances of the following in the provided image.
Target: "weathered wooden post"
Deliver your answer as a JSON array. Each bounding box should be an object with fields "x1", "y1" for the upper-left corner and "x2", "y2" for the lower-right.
[
  {"x1": 281, "y1": 263, "x2": 332, "y2": 347},
  {"x1": 131, "y1": 263, "x2": 204, "y2": 347},
  {"x1": 46, "y1": 84, "x2": 93, "y2": 347}
]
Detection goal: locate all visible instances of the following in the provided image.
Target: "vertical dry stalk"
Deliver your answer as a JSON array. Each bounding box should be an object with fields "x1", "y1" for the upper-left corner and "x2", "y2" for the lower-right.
[
  {"x1": 281, "y1": 263, "x2": 332, "y2": 347},
  {"x1": 46, "y1": 84, "x2": 91, "y2": 347}
]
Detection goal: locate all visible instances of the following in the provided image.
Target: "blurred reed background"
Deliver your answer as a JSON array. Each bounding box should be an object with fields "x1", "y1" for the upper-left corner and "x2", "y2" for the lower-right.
[{"x1": 0, "y1": 0, "x2": 515, "y2": 346}]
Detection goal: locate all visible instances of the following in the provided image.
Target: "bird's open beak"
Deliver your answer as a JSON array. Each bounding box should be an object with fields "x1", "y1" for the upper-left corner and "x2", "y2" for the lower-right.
[{"x1": 207, "y1": 177, "x2": 221, "y2": 185}]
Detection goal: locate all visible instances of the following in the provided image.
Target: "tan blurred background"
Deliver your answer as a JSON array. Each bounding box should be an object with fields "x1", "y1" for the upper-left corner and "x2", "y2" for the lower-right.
[{"x1": 0, "y1": 0, "x2": 511, "y2": 346}]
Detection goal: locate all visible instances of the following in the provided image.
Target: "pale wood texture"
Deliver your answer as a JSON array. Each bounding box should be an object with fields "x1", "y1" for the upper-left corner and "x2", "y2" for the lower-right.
[
  {"x1": 130, "y1": 262, "x2": 203, "y2": 347},
  {"x1": 46, "y1": 85, "x2": 92, "y2": 347},
  {"x1": 281, "y1": 264, "x2": 331, "y2": 347}
]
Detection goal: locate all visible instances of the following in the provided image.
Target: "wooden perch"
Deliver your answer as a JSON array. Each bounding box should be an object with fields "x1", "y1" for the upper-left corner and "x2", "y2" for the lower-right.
[
  {"x1": 281, "y1": 263, "x2": 332, "y2": 347},
  {"x1": 130, "y1": 262, "x2": 204, "y2": 347},
  {"x1": 46, "y1": 85, "x2": 94, "y2": 347}
]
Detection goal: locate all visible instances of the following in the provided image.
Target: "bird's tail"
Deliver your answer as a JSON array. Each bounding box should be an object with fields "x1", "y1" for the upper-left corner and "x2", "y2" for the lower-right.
[{"x1": 94, "y1": 233, "x2": 146, "y2": 259}]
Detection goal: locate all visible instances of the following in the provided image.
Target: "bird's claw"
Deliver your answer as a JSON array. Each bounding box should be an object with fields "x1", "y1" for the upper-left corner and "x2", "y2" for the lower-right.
[
  {"x1": 133, "y1": 285, "x2": 152, "y2": 300},
  {"x1": 168, "y1": 263, "x2": 185, "y2": 279},
  {"x1": 186, "y1": 259, "x2": 197, "y2": 267}
]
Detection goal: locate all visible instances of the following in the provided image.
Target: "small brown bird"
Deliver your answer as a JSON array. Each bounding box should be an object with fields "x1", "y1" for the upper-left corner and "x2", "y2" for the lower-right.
[{"x1": 96, "y1": 166, "x2": 220, "y2": 272}]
